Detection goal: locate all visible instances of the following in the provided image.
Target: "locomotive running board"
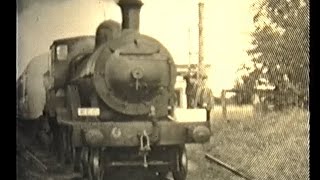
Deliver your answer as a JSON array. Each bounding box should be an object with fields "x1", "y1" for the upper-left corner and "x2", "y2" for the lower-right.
[{"x1": 56, "y1": 108, "x2": 211, "y2": 146}]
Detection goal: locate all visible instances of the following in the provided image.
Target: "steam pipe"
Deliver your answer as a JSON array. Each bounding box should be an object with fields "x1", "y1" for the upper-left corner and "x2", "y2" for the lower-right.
[{"x1": 118, "y1": 0, "x2": 144, "y2": 31}]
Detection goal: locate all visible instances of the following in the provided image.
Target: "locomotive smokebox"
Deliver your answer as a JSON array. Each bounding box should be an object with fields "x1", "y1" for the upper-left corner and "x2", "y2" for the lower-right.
[{"x1": 118, "y1": 0, "x2": 143, "y2": 31}]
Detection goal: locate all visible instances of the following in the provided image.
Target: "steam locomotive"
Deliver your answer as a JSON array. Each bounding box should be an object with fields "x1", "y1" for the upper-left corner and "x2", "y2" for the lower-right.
[{"x1": 40, "y1": 0, "x2": 211, "y2": 179}]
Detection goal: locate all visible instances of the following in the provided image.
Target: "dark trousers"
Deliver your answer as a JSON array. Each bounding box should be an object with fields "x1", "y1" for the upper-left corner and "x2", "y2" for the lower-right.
[
  {"x1": 186, "y1": 95, "x2": 195, "y2": 108},
  {"x1": 206, "y1": 110, "x2": 211, "y2": 121}
]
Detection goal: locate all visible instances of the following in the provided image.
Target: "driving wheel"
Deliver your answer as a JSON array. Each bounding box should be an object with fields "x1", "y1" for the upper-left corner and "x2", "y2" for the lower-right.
[{"x1": 172, "y1": 145, "x2": 188, "y2": 180}]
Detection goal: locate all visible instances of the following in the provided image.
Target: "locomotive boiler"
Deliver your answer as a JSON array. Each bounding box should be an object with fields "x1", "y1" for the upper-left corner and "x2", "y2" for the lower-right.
[
  {"x1": 17, "y1": 53, "x2": 49, "y2": 121},
  {"x1": 44, "y1": 0, "x2": 211, "y2": 179}
]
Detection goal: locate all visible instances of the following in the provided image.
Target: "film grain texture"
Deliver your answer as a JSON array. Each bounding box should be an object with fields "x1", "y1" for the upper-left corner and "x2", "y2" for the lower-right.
[{"x1": 17, "y1": 0, "x2": 309, "y2": 180}]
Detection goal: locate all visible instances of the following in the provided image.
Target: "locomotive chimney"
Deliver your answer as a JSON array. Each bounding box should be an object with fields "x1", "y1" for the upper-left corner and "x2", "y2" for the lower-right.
[{"x1": 118, "y1": 0, "x2": 143, "y2": 31}]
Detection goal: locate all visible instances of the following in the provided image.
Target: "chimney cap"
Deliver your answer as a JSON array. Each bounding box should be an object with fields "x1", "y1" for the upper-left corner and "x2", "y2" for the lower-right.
[{"x1": 118, "y1": 0, "x2": 143, "y2": 6}]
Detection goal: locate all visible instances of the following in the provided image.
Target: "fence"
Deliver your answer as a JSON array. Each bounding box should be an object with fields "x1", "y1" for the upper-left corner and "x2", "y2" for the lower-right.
[
  {"x1": 216, "y1": 88, "x2": 307, "y2": 121},
  {"x1": 218, "y1": 89, "x2": 255, "y2": 121}
]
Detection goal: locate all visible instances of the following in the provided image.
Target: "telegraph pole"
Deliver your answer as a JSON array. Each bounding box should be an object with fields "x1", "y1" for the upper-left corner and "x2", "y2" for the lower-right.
[
  {"x1": 193, "y1": 0, "x2": 206, "y2": 106},
  {"x1": 198, "y1": 0, "x2": 205, "y2": 79},
  {"x1": 188, "y1": 28, "x2": 192, "y2": 66}
]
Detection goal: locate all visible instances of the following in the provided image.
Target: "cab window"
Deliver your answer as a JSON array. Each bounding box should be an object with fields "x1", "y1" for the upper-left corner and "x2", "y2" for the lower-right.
[{"x1": 56, "y1": 45, "x2": 68, "y2": 61}]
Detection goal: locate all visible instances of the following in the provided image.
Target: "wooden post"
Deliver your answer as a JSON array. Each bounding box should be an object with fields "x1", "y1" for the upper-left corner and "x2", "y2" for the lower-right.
[
  {"x1": 198, "y1": 0, "x2": 205, "y2": 80},
  {"x1": 221, "y1": 90, "x2": 227, "y2": 120}
]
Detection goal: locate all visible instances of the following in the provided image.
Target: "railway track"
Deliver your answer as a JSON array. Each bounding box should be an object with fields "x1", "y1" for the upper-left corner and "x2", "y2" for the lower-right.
[
  {"x1": 17, "y1": 134, "x2": 173, "y2": 180},
  {"x1": 17, "y1": 141, "x2": 81, "y2": 180},
  {"x1": 17, "y1": 121, "x2": 254, "y2": 180},
  {"x1": 17, "y1": 146, "x2": 177, "y2": 180}
]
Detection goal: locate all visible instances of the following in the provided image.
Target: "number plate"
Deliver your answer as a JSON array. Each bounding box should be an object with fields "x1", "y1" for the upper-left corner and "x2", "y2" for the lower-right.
[{"x1": 77, "y1": 108, "x2": 100, "y2": 116}]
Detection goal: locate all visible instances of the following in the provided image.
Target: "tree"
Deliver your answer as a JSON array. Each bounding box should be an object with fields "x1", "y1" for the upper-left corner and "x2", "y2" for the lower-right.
[
  {"x1": 233, "y1": 80, "x2": 254, "y2": 105},
  {"x1": 239, "y1": 0, "x2": 309, "y2": 108}
]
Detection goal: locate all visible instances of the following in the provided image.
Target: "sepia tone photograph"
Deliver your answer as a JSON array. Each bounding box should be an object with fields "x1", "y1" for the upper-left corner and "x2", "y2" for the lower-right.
[{"x1": 16, "y1": 0, "x2": 309, "y2": 179}]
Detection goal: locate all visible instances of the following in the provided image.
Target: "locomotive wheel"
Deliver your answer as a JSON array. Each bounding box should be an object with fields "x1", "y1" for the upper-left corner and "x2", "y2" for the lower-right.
[
  {"x1": 56, "y1": 126, "x2": 66, "y2": 164},
  {"x1": 73, "y1": 147, "x2": 82, "y2": 172},
  {"x1": 49, "y1": 117, "x2": 62, "y2": 160},
  {"x1": 65, "y1": 126, "x2": 74, "y2": 164},
  {"x1": 83, "y1": 148, "x2": 104, "y2": 180},
  {"x1": 172, "y1": 145, "x2": 188, "y2": 180},
  {"x1": 58, "y1": 126, "x2": 73, "y2": 165},
  {"x1": 80, "y1": 147, "x2": 89, "y2": 178}
]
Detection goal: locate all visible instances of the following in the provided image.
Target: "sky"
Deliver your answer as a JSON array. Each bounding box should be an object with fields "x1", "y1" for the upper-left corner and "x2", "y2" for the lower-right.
[{"x1": 17, "y1": 0, "x2": 259, "y2": 96}]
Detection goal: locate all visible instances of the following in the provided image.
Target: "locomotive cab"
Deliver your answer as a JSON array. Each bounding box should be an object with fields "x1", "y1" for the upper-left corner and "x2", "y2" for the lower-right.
[
  {"x1": 48, "y1": 36, "x2": 95, "y2": 90},
  {"x1": 44, "y1": 36, "x2": 95, "y2": 119}
]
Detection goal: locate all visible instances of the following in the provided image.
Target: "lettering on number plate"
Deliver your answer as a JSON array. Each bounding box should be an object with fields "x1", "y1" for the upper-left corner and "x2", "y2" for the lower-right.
[{"x1": 77, "y1": 108, "x2": 100, "y2": 116}]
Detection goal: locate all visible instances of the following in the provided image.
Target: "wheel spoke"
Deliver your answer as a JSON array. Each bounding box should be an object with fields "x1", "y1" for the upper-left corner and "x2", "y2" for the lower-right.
[
  {"x1": 81, "y1": 147, "x2": 89, "y2": 178},
  {"x1": 82, "y1": 148, "x2": 104, "y2": 180},
  {"x1": 172, "y1": 146, "x2": 188, "y2": 180}
]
